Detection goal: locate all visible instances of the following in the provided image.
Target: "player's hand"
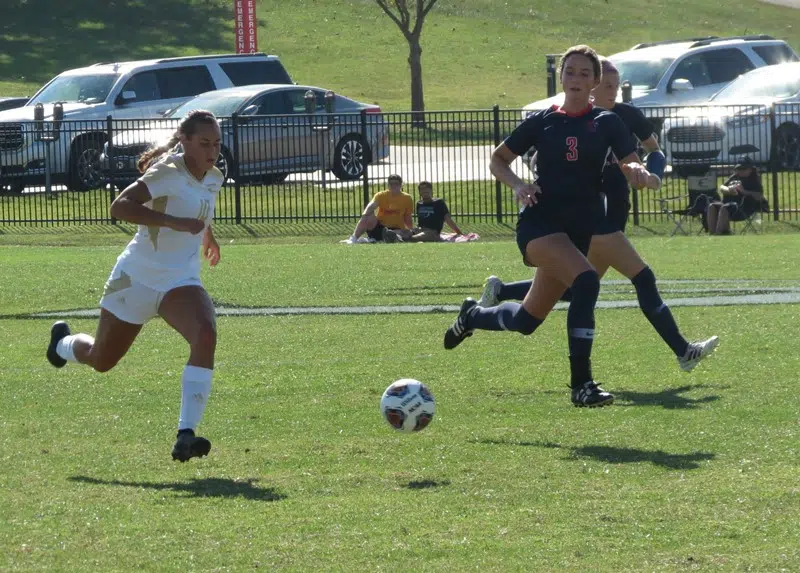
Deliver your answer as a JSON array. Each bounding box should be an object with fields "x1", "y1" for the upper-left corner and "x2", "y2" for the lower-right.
[
  {"x1": 171, "y1": 217, "x2": 205, "y2": 235},
  {"x1": 513, "y1": 182, "x2": 541, "y2": 207},
  {"x1": 621, "y1": 163, "x2": 660, "y2": 190},
  {"x1": 202, "y1": 232, "x2": 221, "y2": 267}
]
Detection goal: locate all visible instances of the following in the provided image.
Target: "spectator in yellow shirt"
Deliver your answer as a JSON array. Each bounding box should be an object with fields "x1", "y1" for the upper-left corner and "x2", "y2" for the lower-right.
[{"x1": 342, "y1": 174, "x2": 414, "y2": 243}]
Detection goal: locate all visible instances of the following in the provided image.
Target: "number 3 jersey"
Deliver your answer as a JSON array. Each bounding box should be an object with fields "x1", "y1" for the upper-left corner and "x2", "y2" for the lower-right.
[
  {"x1": 114, "y1": 153, "x2": 225, "y2": 291},
  {"x1": 505, "y1": 105, "x2": 636, "y2": 210}
]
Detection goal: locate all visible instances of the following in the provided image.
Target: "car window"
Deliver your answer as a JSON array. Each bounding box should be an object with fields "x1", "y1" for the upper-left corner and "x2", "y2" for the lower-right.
[
  {"x1": 120, "y1": 71, "x2": 160, "y2": 103},
  {"x1": 285, "y1": 89, "x2": 327, "y2": 113},
  {"x1": 156, "y1": 66, "x2": 215, "y2": 100},
  {"x1": 253, "y1": 92, "x2": 289, "y2": 115},
  {"x1": 219, "y1": 61, "x2": 292, "y2": 86},
  {"x1": 753, "y1": 45, "x2": 800, "y2": 65},
  {"x1": 671, "y1": 54, "x2": 711, "y2": 87},
  {"x1": 703, "y1": 49, "x2": 755, "y2": 84}
]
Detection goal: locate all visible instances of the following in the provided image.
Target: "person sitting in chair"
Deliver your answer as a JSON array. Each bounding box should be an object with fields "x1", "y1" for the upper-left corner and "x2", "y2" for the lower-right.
[{"x1": 706, "y1": 159, "x2": 765, "y2": 235}]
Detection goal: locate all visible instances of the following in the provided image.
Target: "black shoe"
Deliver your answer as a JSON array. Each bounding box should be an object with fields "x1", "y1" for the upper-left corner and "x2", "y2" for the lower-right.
[
  {"x1": 571, "y1": 381, "x2": 615, "y2": 408},
  {"x1": 171, "y1": 429, "x2": 212, "y2": 462},
  {"x1": 47, "y1": 321, "x2": 71, "y2": 368},
  {"x1": 444, "y1": 298, "x2": 477, "y2": 350}
]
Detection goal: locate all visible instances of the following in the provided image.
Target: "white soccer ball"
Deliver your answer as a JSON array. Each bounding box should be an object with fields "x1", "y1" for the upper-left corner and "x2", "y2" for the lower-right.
[{"x1": 380, "y1": 378, "x2": 435, "y2": 432}]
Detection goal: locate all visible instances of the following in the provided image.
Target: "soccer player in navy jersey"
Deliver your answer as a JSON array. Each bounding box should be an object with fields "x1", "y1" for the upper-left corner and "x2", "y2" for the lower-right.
[
  {"x1": 444, "y1": 45, "x2": 658, "y2": 408},
  {"x1": 478, "y1": 57, "x2": 719, "y2": 374}
]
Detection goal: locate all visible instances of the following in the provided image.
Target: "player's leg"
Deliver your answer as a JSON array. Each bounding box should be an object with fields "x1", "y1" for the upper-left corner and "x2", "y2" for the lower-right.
[
  {"x1": 409, "y1": 228, "x2": 440, "y2": 242},
  {"x1": 158, "y1": 285, "x2": 216, "y2": 462},
  {"x1": 457, "y1": 265, "x2": 564, "y2": 338},
  {"x1": 47, "y1": 310, "x2": 143, "y2": 372},
  {"x1": 593, "y1": 231, "x2": 719, "y2": 370},
  {"x1": 526, "y1": 233, "x2": 612, "y2": 407}
]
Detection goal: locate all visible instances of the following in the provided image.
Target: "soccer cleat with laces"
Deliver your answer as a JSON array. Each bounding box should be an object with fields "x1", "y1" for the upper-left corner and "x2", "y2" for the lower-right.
[
  {"x1": 171, "y1": 429, "x2": 212, "y2": 462},
  {"x1": 678, "y1": 336, "x2": 720, "y2": 372},
  {"x1": 47, "y1": 321, "x2": 71, "y2": 368},
  {"x1": 571, "y1": 381, "x2": 615, "y2": 408},
  {"x1": 477, "y1": 275, "x2": 503, "y2": 307},
  {"x1": 444, "y1": 298, "x2": 477, "y2": 349}
]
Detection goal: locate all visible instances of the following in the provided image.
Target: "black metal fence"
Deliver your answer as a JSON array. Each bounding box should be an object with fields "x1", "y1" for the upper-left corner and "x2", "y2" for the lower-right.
[{"x1": 1, "y1": 104, "x2": 799, "y2": 226}]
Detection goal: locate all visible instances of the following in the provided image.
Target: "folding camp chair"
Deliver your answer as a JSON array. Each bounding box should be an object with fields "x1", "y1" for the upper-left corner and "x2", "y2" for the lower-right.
[
  {"x1": 737, "y1": 200, "x2": 770, "y2": 235},
  {"x1": 658, "y1": 189, "x2": 719, "y2": 236}
]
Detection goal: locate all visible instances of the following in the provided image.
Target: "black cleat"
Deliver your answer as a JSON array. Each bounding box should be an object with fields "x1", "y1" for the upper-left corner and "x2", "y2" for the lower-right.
[
  {"x1": 46, "y1": 321, "x2": 71, "y2": 368},
  {"x1": 444, "y1": 298, "x2": 477, "y2": 350},
  {"x1": 571, "y1": 381, "x2": 615, "y2": 408},
  {"x1": 171, "y1": 429, "x2": 212, "y2": 462}
]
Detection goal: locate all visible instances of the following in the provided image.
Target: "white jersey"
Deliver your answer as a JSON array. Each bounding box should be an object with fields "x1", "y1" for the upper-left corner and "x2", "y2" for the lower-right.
[{"x1": 114, "y1": 153, "x2": 224, "y2": 291}]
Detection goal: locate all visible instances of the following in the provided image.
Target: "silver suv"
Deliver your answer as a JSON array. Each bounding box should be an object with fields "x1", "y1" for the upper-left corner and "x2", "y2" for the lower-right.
[
  {"x1": 0, "y1": 53, "x2": 292, "y2": 193},
  {"x1": 523, "y1": 35, "x2": 798, "y2": 132}
]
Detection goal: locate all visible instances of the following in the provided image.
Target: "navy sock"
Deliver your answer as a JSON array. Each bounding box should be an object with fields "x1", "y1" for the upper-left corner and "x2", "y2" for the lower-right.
[
  {"x1": 497, "y1": 280, "x2": 532, "y2": 302},
  {"x1": 559, "y1": 288, "x2": 572, "y2": 302},
  {"x1": 567, "y1": 270, "x2": 600, "y2": 388},
  {"x1": 631, "y1": 267, "x2": 689, "y2": 357},
  {"x1": 469, "y1": 302, "x2": 543, "y2": 334}
]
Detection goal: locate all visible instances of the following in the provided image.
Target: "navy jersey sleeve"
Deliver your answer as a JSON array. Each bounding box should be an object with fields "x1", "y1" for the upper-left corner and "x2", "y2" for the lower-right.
[
  {"x1": 503, "y1": 111, "x2": 544, "y2": 157},
  {"x1": 604, "y1": 112, "x2": 637, "y2": 161},
  {"x1": 625, "y1": 104, "x2": 655, "y2": 142},
  {"x1": 440, "y1": 199, "x2": 450, "y2": 216}
]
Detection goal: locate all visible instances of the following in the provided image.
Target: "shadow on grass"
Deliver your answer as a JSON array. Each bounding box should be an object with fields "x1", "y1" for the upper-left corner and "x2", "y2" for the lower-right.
[
  {"x1": 405, "y1": 479, "x2": 451, "y2": 489},
  {"x1": 539, "y1": 384, "x2": 722, "y2": 410},
  {"x1": 614, "y1": 384, "x2": 722, "y2": 409},
  {"x1": 477, "y1": 439, "x2": 715, "y2": 470},
  {"x1": 69, "y1": 475, "x2": 286, "y2": 501},
  {"x1": 0, "y1": 0, "x2": 231, "y2": 86}
]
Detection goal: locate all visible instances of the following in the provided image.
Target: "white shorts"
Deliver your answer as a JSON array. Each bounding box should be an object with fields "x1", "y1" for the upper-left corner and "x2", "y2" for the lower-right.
[{"x1": 99, "y1": 265, "x2": 202, "y2": 325}]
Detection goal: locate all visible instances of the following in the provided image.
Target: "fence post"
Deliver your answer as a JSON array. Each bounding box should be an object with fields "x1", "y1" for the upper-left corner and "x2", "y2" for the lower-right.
[
  {"x1": 106, "y1": 115, "x2": 116, "y2": 224},
  {"x1": 231, "y1": 113, "x2": 242, "y2": 224},
  {"x1": 361, "y1": 109, "x2": 370, "y2": 208},
  {"x1": 769, "y1": 103, "x2": 779, "y2": 221},
  {"x1": 631, "y1": 185, "x2": 640, "y2": 226},
  {"x1": 492, "y1": 105, "x2": 502, "y2": 223}
]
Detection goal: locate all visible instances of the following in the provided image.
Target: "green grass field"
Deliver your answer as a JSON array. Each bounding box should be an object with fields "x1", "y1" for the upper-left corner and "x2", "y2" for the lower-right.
[
  {"x1": 1, "y1": 233, "x2": 799, "y2": 570},
  {"x1": 2, "y1": 0, "x2": 800, "y2": 109}
]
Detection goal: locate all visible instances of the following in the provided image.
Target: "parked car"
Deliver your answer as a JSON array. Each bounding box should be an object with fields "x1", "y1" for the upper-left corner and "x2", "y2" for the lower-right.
[
  {"x1": 0, "y1": 53, "x2": 293, "y2": 194},
  {"x1": 100, "y1": 84, "x2": 389, "y2": 186},
  {"x1": 522, "y1": 36, "x2": 798, "y2": 135},
  {"x1": 0, "y1": 97, "x2": 28, "y2": 112},
  {"x1": 662, "y1": 62, "x2": 800, "y2": 174}
]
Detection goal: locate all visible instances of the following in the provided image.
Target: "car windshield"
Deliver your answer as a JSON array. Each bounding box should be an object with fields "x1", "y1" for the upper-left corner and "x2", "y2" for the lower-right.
[
  {"x1": 31, "y1": 74, "x2": 119, "y2": 105},
  {"x1": 168, "y1": 92, "x2": 248, "y2": 118},
  {"x1": 611, "y1": 57, "x2": 675, "y2": 90},
  {"x1": 712, "y1": 69, "x2": 800, "y2": 101}
]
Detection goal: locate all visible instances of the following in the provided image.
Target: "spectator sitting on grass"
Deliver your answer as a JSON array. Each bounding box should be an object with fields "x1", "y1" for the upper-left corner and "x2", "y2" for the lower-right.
[
  {"x1": 409, "y1": 181, "x2": 464, "y2": 242},
  {"x1": 341, "y1": 174, "x2": 413, "y2": 243}
]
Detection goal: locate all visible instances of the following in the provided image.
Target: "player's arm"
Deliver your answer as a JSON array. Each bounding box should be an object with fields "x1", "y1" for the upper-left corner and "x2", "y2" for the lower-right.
[
  {"x1": 491, "y1": 113, "x2": 542, "y2": 206},
  {"x1": 110, "y1": 180, "x2": 203, "y2": 234},
  {"x1": 608, "y1": 114, "x2": 659, "y2": 190},
  {"x1": 404, "y1": 211, "x2": 414, "y2": 230},
  {"x1": 202, "y1": 225, "x2": 220, "y2": 267},
  {"x1": 444, "y1": 214, "x2": 462, "y2": 235}
]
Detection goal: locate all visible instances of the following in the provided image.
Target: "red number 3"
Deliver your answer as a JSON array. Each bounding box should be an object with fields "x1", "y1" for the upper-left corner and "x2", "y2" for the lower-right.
[{"x1": 566, "y1": 136, "x2": 578, "y2": 161}]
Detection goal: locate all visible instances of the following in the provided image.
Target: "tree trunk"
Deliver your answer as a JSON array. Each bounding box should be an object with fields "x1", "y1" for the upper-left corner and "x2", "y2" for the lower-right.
[{"x1": 408, "y1": 38, "x2": 425, "y2": 128}]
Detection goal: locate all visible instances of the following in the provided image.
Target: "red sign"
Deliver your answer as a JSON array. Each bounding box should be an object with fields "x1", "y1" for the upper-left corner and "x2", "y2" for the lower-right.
[{"x1": 234, "y1": 0, "x2": 258, "y2": 54}]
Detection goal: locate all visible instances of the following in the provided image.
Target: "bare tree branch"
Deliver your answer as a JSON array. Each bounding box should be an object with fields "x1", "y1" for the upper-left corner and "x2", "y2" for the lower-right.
[{"x1": 374, "y1": 0, "x2": 406, "y2": 31}]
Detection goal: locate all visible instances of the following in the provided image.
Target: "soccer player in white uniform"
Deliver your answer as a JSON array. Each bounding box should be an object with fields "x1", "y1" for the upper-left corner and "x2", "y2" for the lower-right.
[{"x1": 46, "y1": 110, "x2": 225, "y2": 462}]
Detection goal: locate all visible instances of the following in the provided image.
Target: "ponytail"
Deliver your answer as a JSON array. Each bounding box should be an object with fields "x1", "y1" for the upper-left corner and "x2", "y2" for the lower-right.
[{"x1": 137, "y1": 134, "x2": 180, "y2": 173}]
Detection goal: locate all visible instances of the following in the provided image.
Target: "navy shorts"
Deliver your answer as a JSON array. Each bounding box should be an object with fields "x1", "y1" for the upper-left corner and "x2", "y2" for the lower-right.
[
  {"x1": 595, "y1": 199, "x2": 630, "y2": 235},
  {"x1": 515, "y1": 203, "x2": 597, "y2": 267}
]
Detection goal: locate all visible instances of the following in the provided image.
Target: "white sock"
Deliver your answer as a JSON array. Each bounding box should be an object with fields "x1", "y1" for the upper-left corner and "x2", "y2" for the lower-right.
[
  {"x1": 178, "y1": 365, "x2": 213, "y2": 431},
  {"x1": 56, "y1": 334, "x2": 94, "y2": 363}
]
